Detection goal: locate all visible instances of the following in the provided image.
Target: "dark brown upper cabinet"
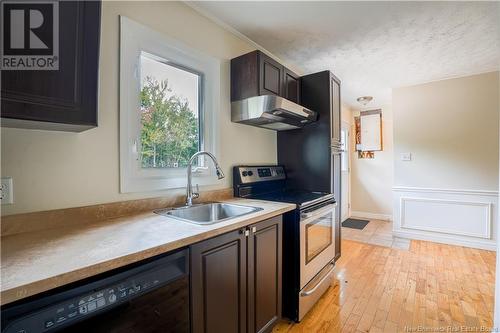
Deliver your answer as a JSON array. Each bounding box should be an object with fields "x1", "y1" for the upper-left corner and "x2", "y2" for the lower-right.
[
  {"x1": 284, "y1": 68, "x2": 300, "y2": 104},
  {"x1": 191, "y1": 216, "x2": 282, "y2": 333},
  {"x1": 1, "y1": 1, "x2": 101, "y2": 132},
  {"x1": 231, "y1": 50, "x2": 300, "y2": 104},
  {"x1": 259, "y1": 53, "x2": 283, "y2": 97},
  {"x1": 331, "y1": 75, "x2": 341, "y2": 144}
]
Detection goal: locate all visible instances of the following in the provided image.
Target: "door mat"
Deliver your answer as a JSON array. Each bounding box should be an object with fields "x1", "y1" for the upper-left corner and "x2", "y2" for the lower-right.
[{"x1": 342, "y1": 218, "x2": 369, "y2": 230}]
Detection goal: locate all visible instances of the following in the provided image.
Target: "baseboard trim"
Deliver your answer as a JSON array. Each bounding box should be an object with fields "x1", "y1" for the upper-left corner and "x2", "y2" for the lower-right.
[
  {"x1": 393, "y1": 230, "x2": 496, "y2": 251},
  {"x1": 351, "y1": 211, "x2": 392, "y2": 221}
]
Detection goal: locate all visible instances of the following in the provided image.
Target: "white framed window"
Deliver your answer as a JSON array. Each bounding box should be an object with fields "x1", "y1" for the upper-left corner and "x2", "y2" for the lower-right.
[{"x1": 120, "y1": 17, "x2": 220, "y2": 193}]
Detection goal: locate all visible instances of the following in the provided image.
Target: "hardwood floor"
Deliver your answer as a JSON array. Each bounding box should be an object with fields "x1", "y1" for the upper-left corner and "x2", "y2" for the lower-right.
[{"x1": 273, "y1": 239, "x2": 496, "y2": 333}]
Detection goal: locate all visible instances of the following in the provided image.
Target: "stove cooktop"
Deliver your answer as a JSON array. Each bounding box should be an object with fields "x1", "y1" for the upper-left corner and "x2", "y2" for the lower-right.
[
  {"x1": 233, "y1": 166, "x2": 335, "y2": 208},
  {"x1": 248, "y1": 189, "x2": 334, "y2": 208}
]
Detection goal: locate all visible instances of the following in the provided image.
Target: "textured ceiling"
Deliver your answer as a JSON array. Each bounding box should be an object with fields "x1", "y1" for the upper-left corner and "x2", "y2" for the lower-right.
[{"x1": 192, "y1": 1, "x2": 500, "y2": 107}]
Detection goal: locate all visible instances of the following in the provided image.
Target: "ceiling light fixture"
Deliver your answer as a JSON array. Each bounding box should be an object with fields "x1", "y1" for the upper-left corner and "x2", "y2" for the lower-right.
[{"x1": 356, "y1": 96, "x2": 373, "y2": 106}]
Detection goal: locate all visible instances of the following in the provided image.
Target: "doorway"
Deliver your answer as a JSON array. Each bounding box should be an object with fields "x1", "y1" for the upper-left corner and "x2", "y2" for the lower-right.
[{"x1": 340, "y1": 121, "x2": 350, "y2": 222}]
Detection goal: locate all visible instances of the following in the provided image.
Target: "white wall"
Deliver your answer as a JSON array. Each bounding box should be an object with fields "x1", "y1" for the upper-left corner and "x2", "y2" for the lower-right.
[
  {"x1": 392, "y1": 71, "x2": 499, "y2": 250},
  {"x1": 0, "y1": 1, "x2": 278, "y2": 215},
  {"x1": 348, "y1": 105, "x2": 394, "y2": 221}
]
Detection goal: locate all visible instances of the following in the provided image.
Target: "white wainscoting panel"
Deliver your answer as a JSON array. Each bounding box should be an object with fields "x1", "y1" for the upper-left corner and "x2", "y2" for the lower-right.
[
  {"x1": 400, "y1": 197, "x2": 491, "y2": 238},
  {"x1": 393, "y1": 187, "x2": 498, "y2": 251}
]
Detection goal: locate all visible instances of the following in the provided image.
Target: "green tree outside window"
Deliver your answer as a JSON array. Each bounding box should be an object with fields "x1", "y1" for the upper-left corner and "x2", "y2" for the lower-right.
[{"x1": 140, "y1": 77, "x2": 199, "y2": 168}]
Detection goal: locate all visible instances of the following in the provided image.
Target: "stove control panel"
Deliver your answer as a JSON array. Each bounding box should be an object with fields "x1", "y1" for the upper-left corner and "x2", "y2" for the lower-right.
[{"x1": 236, "y1": 166, "x2": 286, "y2": 184}]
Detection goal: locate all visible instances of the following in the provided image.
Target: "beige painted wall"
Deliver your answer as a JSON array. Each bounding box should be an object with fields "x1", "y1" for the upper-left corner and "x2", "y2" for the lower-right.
[
  {"x1": 1, "y1": 1, "x2": 278, "y2": 215},
  {"x1": 348, "y1": 106, "x2": 394, "y2": 218},
  {"x1": 393, "y1": 71, "x2": 499, "y2": 190}
]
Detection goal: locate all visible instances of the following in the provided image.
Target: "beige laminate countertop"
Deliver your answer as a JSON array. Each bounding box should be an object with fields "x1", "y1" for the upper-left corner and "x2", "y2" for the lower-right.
[{"x1": 1, "y1": 198, "x2": 295, "y2": 306}]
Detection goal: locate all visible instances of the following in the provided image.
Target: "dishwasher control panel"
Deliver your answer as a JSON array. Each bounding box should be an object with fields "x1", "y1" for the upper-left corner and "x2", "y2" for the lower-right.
[
  {"x1": 5, "y1": 275, "x2": 164, "y2": 333},
  {"x1": 2, "y1": 250, "x2": 188, "y2": 333}
]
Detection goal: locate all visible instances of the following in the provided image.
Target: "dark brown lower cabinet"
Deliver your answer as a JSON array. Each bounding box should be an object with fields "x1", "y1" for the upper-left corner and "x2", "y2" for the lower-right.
[
  {"x1": 248, "y1": 216, "x2": 282, "y2": 333},
  {"x1": 191, "y1": 216, "x2": 282, "y2": 333},
  {"x1": 190, "y1": 229, "x2": 247, "y2": 333}
]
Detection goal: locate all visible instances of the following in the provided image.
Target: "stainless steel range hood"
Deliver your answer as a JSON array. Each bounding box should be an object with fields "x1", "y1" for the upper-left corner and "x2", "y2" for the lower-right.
[{"x1": 231, "y1": 95, "x2": 318, "y2": 131}]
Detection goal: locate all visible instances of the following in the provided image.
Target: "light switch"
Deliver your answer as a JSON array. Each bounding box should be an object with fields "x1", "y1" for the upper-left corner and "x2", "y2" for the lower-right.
[
  {"x1": 0, "y1": 177, "x2": 13, "y2": 204},
  {"x1": 400, "y1": 153, "x2": 412, "y2": 161}
]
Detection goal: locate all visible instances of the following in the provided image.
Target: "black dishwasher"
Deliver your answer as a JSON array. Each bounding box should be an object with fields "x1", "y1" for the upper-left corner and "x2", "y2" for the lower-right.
[{"x1": 1, "y1": 248, "x2": 190, "y2": 333}]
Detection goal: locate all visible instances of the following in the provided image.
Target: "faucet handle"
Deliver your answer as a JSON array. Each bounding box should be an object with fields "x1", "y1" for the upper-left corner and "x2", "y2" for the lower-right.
[{"x1": 192, "y1": 184, "x2": 200, "y2": 199}]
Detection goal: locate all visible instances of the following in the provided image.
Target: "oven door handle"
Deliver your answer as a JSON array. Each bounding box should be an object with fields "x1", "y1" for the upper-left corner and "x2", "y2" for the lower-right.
[
  {"x1": 300, "y1": 262, "x2": 335, "y2": 296},
  {"x1": 301, "y1": 203, "x2": 337, "y2": 220}
]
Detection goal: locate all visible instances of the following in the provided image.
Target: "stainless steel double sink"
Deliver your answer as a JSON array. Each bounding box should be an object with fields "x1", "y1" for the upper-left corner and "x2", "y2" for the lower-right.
[{"x1": 154, "y1": 202, "x2": 263, "y2": 225}]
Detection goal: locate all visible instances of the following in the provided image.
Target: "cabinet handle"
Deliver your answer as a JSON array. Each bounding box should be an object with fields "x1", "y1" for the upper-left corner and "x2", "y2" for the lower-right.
[
  {"x1": 244, "y1": 229, "x2": 250, "y2": 237},
  {"x1": 251, "y1": 226, "x2": 257, "y2": 233}
]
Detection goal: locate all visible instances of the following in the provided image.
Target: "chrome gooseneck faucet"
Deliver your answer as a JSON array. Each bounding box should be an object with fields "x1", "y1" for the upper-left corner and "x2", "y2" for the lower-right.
[{"x1": 186, "y1": 151, "x2": 225, "y2": 206}]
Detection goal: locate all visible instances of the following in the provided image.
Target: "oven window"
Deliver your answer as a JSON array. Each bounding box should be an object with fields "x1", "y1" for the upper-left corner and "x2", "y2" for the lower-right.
[{"x1": 305, "y1": 213, "x2": 333, "y2": 263}]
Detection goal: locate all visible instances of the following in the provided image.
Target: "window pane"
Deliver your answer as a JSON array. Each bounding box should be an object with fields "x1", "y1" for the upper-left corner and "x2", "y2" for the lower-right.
[{"x1": 139, "y1": 52, "x2": 200, "y2": 169}]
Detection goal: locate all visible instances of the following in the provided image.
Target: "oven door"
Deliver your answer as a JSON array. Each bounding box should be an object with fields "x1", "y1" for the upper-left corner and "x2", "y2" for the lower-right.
[{"x1": 300, "y1": 202, "x2": 336, "y2": 288}]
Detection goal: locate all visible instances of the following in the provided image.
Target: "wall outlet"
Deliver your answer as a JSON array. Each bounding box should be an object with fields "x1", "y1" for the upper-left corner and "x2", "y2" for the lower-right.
[
  {"x1": 1, "y1": 177, "x2": 13, "y2": 204},
  {"x1": 400, "y1": 153, "x2": 412, "y2": 161}
]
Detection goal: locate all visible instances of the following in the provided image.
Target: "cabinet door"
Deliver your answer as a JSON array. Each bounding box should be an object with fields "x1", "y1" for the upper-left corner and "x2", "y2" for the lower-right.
[
  {"x1": 248, "y1": 216, "x2": 282, "y2": 333},
  {"x1": 283, "y1": 68, "x2": 300, "y2": 104},
  {"x1": 331, "y1": 76, "x2": 341, "y2": 143},
  {"x1": 259, "y1": 53, "x2": 283, "y2": 97},
  {"x1": 191, "y1": 229, "x2": 247, "y2": 333},
  {"x1": 1, "y1": 0, "x2": 101, "y2": 131}
]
